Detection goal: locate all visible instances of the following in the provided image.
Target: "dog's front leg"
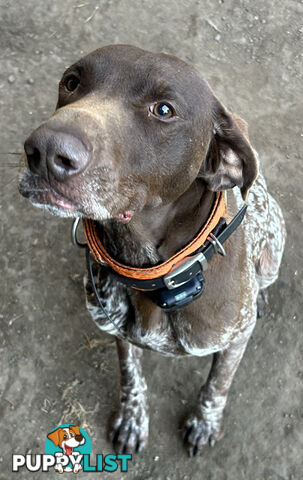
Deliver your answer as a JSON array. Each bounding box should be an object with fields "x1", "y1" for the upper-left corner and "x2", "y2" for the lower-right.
[
  {"x1": 183, "y1": 325, "x2": 255, "y2": 456},
  {"x1": 110, "y1": 338, "x2": 149, "y2": 454}
]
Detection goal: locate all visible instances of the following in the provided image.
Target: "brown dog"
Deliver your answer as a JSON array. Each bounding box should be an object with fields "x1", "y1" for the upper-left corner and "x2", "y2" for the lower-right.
[{"x1": 19, "y1": 45, "x2": 286, "y2": 456}]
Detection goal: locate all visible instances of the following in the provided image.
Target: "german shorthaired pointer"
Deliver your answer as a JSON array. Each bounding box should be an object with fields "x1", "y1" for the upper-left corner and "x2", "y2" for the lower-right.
[{"x1": 19, "y1": 45, "x2": 286, "y2": 456}]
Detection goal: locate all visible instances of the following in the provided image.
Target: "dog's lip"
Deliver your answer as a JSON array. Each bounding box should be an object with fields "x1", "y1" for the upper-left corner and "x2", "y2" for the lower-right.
[
  {"x1": 29, "y1": 178, "x2": 78, "y2": 211},
  {"x1": 48, "y1": 188, "x2": 77, "y2": 210}
]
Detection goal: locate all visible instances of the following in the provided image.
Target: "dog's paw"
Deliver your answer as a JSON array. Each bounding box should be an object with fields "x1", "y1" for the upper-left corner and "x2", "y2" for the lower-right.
[
  {"x1": 109, "y1": 400, "x2": 149, "y2": 454},
  {"x1": 183, "y1": 413, "x2": 224, "y2": 456},
  {"x1": 73, "y1": 464, "x2": 82, "y2": 473},
  {"x1": 55, "y1": 464, "x2": 64, "y2": 474}
]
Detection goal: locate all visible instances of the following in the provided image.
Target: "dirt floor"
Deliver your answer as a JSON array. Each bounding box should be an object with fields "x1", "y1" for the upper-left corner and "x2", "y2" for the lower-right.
[{"x1": 1, "y1": 0, "x2": 302, "y2": 479}]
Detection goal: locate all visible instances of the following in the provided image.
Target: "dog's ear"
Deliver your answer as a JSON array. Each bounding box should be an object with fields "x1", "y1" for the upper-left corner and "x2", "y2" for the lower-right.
[
  {"x1": 47, "y1": 428, "x2": 62, "y2": 446},
  {"x1": 200, "y1": 99, "x2": 258, "y2": 200},
  {"x1": 69, "y1": 425, "x2": 81, "y2": 436}
]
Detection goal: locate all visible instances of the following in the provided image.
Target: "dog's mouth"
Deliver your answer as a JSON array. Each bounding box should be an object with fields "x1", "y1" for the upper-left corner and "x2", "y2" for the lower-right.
[
  {"x1": 65, "y1": 445, "x2": 73, "y2": 455},
  {"x1": 19, "y1": 167, "x2": 133, "y2": 222},
  {"x1": 19, "y1": 170, "x2": 81, "y2": 214},
  {"x1": 38, "y1": 187, "x2": 77, "y2": 211},
  {"x1": 28, "y1": 184, "x2": 78, "y2": 213}
]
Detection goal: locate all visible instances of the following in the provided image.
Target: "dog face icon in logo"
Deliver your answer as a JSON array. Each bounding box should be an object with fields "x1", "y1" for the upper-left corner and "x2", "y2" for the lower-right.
[{"x1": 47, "y1": 425, "x2": 86, "y2": 473}]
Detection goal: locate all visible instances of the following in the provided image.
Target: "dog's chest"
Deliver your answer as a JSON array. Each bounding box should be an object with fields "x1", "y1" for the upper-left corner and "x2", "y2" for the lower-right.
[
  {"x1": 83, "y1": 189, "x2": 263, "y2": 356},
  {"x1": 84, "y1": 266, "x2": 241, "y2": 357}
]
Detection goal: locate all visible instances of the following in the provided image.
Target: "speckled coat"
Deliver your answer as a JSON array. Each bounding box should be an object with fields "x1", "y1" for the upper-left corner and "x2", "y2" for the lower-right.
[{"x1": 20, "y1": 45, "x2": 286, "y2": 456}]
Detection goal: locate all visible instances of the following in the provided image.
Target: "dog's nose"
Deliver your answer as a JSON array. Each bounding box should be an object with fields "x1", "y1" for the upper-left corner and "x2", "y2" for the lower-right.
[{"x1": 24, "y1": 125, "x2": 92, "y2": 181}]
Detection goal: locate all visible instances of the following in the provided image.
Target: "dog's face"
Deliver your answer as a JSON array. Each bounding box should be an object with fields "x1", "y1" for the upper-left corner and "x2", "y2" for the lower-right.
[
  {"x1": 19, "y1": 45, "x2": 257, "y2": 221},
  {"x1": 47, "y1": 425, "x2": 85, "y2": 455}
]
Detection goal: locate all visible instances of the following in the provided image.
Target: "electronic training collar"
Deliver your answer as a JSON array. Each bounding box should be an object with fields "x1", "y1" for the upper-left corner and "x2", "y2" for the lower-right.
[{"x1": 79, "y1": 191, "x2": 247, "y2": 312}]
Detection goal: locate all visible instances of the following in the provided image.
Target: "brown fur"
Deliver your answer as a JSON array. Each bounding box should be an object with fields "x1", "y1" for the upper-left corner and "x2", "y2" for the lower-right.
[{"x1": 19, "y1": 45, "x2": 286, "y2": 456}]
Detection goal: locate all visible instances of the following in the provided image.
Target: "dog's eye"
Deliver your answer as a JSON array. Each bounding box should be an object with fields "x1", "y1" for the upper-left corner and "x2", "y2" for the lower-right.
[
  {"x1": 63, "y1": 434, "x2": 68, "y2": 439},
  {"x1": 64, "y1": 75, "x2": 80, "y2": 92},
  {"x1": 151, "y1": 102, "x2": 174, "y2": 119}
]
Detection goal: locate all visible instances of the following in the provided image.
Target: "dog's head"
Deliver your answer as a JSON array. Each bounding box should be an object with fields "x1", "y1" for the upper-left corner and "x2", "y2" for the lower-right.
[
  {"x1": 47, "y1": 425, "x2": 85, "y2": 455},
  {"x1": 19, "y1": 45, "x2": 258, "y2": 221}
]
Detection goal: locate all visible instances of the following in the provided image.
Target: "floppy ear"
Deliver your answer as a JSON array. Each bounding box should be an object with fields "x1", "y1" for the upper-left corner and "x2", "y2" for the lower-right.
[
  {"x1": 199, "y1": 99, "x2": 258, "y2": 200},
  {"x1": 47, "y1": 428, "x2": 62, "y2": 446},
  {"x1": 69, "y1": 425, "x2": 81, "y2": 436}
]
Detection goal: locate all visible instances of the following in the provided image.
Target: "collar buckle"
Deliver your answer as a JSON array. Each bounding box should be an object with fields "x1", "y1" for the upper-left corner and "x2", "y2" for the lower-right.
[{"x1": 163, "y1": 252, "x2": 208, "y2": 290}]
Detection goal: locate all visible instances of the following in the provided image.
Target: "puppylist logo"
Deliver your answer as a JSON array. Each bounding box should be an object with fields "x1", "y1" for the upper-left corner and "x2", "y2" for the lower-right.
[{"x1": 12, "y1": 424, "x2": 132, "y2": 474}]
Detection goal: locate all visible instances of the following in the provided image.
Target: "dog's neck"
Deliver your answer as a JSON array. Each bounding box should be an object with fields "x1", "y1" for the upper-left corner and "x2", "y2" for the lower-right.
[{"x1": 99, "y1": 179, "x2": 216, "y2": 268}]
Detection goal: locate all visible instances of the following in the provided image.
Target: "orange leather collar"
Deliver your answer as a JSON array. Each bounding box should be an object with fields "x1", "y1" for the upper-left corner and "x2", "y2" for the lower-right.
[{"x1": 83, "y1": 191, "x2": 226, "y2": 281}]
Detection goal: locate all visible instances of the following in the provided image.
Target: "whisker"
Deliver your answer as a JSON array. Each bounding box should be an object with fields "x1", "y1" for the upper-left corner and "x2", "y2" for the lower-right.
[
  {"x1": 0, "y1": 152, "x2": 22, "y2": 155},
  {"x1": 27, "y1": 190, "x2": 46, "y2": 193},
  {"x1": 19, "y1": 188, "x2": 48, "y2": 193},
  {"x1": 0, "y1": 177, "x2": 18, "y2": 187},
  {"x1": 0, "y1": 164, "x2": 20, "y2": 168},
  {"x1": 7, "y1": 170, "x2": 19, "y2": 176}
]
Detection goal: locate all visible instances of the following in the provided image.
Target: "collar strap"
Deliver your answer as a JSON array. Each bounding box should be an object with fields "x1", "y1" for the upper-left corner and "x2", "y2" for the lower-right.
[
  {"x1": 83, "y1": 191, "x2": 225, "y2": 278},
  {"x1": 83, "y1": 192, "x2": 246, "y2": 291}
]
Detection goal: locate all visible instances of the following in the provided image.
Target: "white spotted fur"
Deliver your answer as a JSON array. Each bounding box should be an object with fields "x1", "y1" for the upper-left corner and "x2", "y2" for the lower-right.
[{"x1": 84, "y1": 161, "x2": 286, "y2": 454}]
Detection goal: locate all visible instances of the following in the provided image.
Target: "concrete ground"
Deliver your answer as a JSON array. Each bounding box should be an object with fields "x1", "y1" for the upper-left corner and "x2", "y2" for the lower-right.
[{"x1": 1, "y1": 0, "x2": 302, "y2": 479}]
